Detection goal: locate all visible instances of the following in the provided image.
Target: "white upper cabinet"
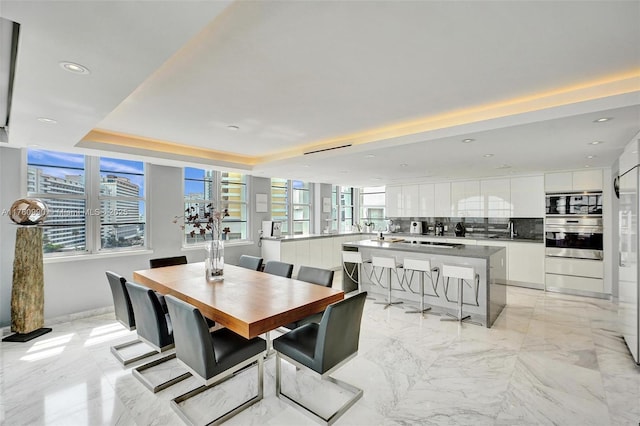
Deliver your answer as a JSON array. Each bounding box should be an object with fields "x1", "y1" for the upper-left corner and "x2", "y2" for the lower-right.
[
  {"x1": 544, "y1": 172, "x2": 573, "y2": 192},
  {"x1": 545, "y1": 170, "x2": 603, "y2": 192},
  {"x1": 434, "y1": 182, "x2": 451, "y2": 217},
  {"x1": 572, "y1": 170, "x2": 603, "y2": 191},
  {"x1": 385, "y1": 185, "x2": 402, "y2": 217},
  {"x1": 510, "y1": 175, "x2": 544, "y2": 217},
  {"x1": 451, "y1": 181, "x2": 481, "y2": 217},
  {"x1": 418, "y1": 183, "x2": 435, "y2": 217},
  {"x1": 402, "y1": 184, "x2": 420, "y2": 217},
  {"x1": 481, "y1": 179, "x2": 511, "y2": 218},
  {"x1": 385, "y1": 174, "x2": 548, "y2": 219}
]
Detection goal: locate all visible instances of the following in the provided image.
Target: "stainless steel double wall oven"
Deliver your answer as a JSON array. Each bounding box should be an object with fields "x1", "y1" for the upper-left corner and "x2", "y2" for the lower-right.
[{"x1": 545, "y1": 192, "x2": 603, "y2": 260}]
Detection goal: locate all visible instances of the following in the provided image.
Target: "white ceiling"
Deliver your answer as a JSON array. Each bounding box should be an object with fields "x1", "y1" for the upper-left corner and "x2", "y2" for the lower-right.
[{"x1": 2, "y1": 1, "x2": 639, "y2": 186}]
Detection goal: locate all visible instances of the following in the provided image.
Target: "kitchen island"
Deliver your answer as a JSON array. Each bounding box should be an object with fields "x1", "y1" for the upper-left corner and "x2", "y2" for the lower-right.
[{"x1": 343, "y1": 239, "x2": 507, "y2": 327}]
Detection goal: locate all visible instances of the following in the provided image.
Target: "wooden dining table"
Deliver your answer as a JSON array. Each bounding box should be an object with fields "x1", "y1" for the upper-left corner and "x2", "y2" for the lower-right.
[{"x1": 133, "y1": 262, "x2": 344, "y2": 339}]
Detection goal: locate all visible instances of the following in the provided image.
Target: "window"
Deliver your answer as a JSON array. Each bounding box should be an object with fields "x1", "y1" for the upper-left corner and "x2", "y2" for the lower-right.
[
  {"x1": 271, "y1": 178, "x2": 312, "y2": 235},
  {"x1": 359, "y1": 186, "x2": 386, "y2": 231},
  {"x1": 183, "y1": 168, "x2": 248, "y2": 244},
  {"x1": 331, "y1": 186, "x2": 354, "y2": 232},
  {"x1": 270, "y1": 178, "x2": 289, "y2": 235},
  {"x1": 27, "y1": 149, "x2": 146, "y2": 255},
  {"x1": 99, "y1": 158, "x2": 146, "y2": 249}
]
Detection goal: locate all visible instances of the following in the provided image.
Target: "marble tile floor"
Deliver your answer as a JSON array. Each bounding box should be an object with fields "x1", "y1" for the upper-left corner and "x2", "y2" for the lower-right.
[{"x1": 1, "y1": 285, "x2": 639, "y2": 426}]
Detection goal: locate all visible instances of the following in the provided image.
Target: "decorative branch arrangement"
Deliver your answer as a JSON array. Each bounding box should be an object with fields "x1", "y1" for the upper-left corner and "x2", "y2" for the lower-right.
[{"x1": 173, "y1": 204, "x2": 229, "y2": 241}]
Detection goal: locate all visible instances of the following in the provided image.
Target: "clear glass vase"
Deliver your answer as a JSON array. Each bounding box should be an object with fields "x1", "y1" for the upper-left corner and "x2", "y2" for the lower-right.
[{"x1": 205, "y1": 239, "x2": 224, "y2": 281}]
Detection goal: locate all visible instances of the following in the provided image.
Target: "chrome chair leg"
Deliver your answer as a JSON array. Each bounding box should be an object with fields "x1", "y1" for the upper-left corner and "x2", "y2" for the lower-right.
[
  {"x1": 440, "y1": 278, "x2": 481, "y2": 325},
  {"x1": 276, "y1": 352, "x2": 363, "y2": 426},
  {"x1": 171, "y1": 355, "x2": 264, "y2": 426},
  {"x1": 110, "y1": 338, "x2": 157, "y2": 366},
  {"x1": 373, "y1": 268, "x2": 404, "y2": 309},
  {"x1": 132, "y1": 352, "x2": 192, "y2": 393},
  {"x1": 405, "y1": 272, "x2": 432, "y2": 315}
]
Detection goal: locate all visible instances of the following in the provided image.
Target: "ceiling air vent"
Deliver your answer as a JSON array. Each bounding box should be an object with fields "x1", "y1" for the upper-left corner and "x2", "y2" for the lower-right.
[{"x1": 303, "y1": 144, "x2": 352, "y2": 155}]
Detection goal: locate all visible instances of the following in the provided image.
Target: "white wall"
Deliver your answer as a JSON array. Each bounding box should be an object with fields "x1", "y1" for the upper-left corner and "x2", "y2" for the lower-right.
[
  {"x1": 603, "y1": 167, "x2": 614, "y2": 295},
  {"x1": 314, "y1": 183, "x2": 333, "y2": 233},
  {"x1": 0, "y1": 149, "x2": 274, "y2": 326},
  {"x1": 1, "y1": 147, "x2": 21, "y2": 326},
  {"x1": 610, "y1": 162, "x2": 620, "y2": 298}
]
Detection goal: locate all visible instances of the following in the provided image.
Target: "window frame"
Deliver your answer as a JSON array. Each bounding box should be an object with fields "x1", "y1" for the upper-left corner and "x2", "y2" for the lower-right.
[
  {"x1": 97, "y1": 159, "x2": 147, "y2": 251},
  {"x1": 270, "y1": 178, "x2": 313, "y2": 235},
  {"x1": 358, "y1": 186, "x2": 386, "y2": 231},
  {"x1": 182, "y1": 168, "x2": 250, "y2": 246},
  {"x1": 26, "y1": 149, "x2": 148, "y2": 257},
  {"x1": 331, "y1": 185, "x2": 355, "y2": 232}
]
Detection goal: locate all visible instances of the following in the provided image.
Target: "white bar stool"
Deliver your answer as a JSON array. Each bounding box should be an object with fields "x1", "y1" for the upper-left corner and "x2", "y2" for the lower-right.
[
  {"x1": 342, "y1": 251, "x2": 375, "y2": 300},
  {"x1": 402, "y1": 258, "x2": 439, "y2": 315},
  {"x1": 371, "y1": 256, "x2": 404, "y2": 309},
  {"x1": 440, "y1": 264, "x2": 480, "y2": 325}
]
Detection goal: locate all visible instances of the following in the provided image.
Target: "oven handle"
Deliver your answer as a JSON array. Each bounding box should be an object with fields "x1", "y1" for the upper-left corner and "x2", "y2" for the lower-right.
[{"x1": 545, "y1": 226, "x2": 603, "y2": 233}]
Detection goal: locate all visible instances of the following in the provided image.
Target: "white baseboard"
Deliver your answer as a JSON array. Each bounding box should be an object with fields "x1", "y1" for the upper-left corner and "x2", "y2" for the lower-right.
[{"x1": 1, "y1": 306, "x2": 115, "y2": 337}]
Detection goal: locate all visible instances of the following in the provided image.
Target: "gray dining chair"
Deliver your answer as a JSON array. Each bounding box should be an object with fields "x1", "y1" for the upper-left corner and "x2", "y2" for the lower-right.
[
  {"x1": 125, "y1": 281, "x2": 191, "y2": 393},
  {"x1": 238, "y1": 255, "x2": 263, "y2": 271},
  {"x1": 149, "y1": 255, "x2": 187, "y2": 269},
  {"x1": 165, "y1": 294, "x2": 266, "y2": 425},
  {"x1": 297, "y1": 265, "x2": 334, "y2": 288},
  {"x1": 263, "y1": 260, "x2": 294, "y2": 278},
  {"x1": 105, "y1": 271, "x2": 156, "y2": 365},
  {"x1": 273, "y1": 292, "x2": 367, "y2": 424},
  {"x1": 281, "y1": 266, "x2": 335, "y2": 330}
]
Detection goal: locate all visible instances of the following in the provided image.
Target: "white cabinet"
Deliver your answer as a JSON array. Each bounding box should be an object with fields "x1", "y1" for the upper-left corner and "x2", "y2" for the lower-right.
[
  {"x1": 434, "y1": 183, "x2": 451, "y2": 217},
  {"x1": 451, "y1": 181, "x2": 481, "y2": 217},
  {"x1": 385, "y1": 185, "x2": 402, "y2": 217},
  {"x1": 280, "y1": 240, "x2": 296, "y2": 267},
  {"x1": 481, "y1": 179, "x2": 511, "y2": 218},
  {"x1": 510, "y1": 176, "x2": 544, "y2": 217},
  {"x1": 545, "y1": 172, "x2": 573, "y2": 192},
  {"x1": 545, "y1": 170, "x2": 603, "y2": 192},
  {"x1": 418, "y1": 184, "x2": 435, "y2": 217},
  {"x1": 545, "y1": 257, "x2": 604, "y2": 294},
  {"x1": 572, "y1": 170, "x2": 603, "y2": 191},
  {"x1": 402, "y1": 184, "x2": 420, "y2": 217},
  {"x1": 320, "y1": 237, "x2": 333, "y2": 270},
  {"x1": 385, "y1": 185, "x2": 419, "y2": 217},
  {"x1": 263, "y1": 234, "x2": 370, "y2": 274},
  {"x1": 508, "y1": 242, "x2": 545, "y2": 288},
  {"x1": 293, "y1": 240, "x2": 310, "y2": 276}
]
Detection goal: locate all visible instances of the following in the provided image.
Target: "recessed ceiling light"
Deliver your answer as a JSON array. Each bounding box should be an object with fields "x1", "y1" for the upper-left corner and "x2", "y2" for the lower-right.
[
  {"x1": 586, "y1": 155, "x2": 596, "y2": 159},
  {"x1": 584, "y1": 165, "x2": 591, "y2": 168},
  {"x1": 593, "y1": 117, "x2": 612, "y2": 123},
  {"x1": 483, "y1": 154, "x2": 494, "y2": 158},
  {"x1": 400, "y1": 163, "x2": 408, "y2": 167},
  {"x1": 227, "y1": 125, "x2": 240, "y2": 131},
  {"x1": 496, "y1": 164, "x2": 511, "y2": 169},
  {"x1": 589, "y1": 141, "x2": 604, "y2": 145},
  {"x1": 364, "y1": 154, "x2": 375, "y2": 159},
  {"x1": 632, "y1": 150, "x2": 638, "y2": 154},
  {"x1": 37, "y1": 117, "x2": 57, "y2": 124},
  {"x1": 462, "y1": 138, "x2": 475, "y2": 143},
  {"x1": 302, "y1": 164, "x2": 310, "y2": 168},
  {"x1": 59, "y1": 61, "x2": 90, "y2": 75},
  {"x1": 339, "y1": 170, "x2": 349, "y2": 174},
  {"x1": 373, "y1": 177, "x2": 382, "y2": 181}
]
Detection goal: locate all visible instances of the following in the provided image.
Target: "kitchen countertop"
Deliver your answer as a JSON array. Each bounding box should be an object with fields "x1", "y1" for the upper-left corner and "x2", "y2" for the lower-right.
[
  {"x1": 384, "y1": 232, "x2": 543, "y2": 244},
  {"x1": 342, "y1": 239, "x2": 505, "y2": 260},
  {"x1": 262, "y1": 231, "x2": 542, "y2": 244},
  {"x1": 260, "y1": 231, "x2": 370, "y2": 242}
]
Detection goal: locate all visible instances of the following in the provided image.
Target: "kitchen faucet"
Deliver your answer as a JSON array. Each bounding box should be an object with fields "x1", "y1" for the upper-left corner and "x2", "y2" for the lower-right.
[{"x1": 509, "y1": 221, "x2": 518, "y2": 239}]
